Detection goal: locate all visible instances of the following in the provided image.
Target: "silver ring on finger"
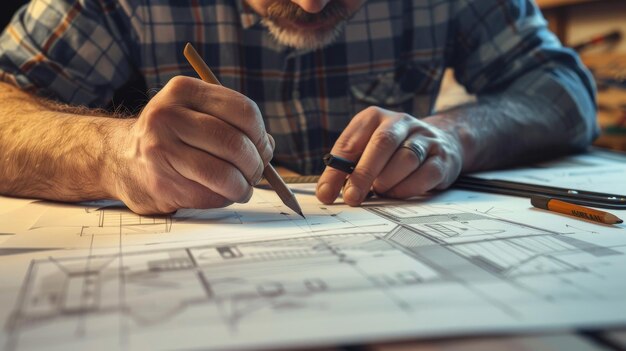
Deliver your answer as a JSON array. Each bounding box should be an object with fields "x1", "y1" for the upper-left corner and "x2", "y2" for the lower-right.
[{"x1": 400, "y1": 139, "x2": 427, "y2": 166}]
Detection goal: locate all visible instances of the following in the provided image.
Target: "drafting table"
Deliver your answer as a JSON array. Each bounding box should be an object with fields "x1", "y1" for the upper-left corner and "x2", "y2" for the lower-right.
[{"x1": 0, "y1": 149, "x2": 625, "y2": 351}]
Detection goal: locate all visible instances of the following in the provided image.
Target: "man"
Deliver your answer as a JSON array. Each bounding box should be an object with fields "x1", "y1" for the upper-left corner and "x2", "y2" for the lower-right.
[{"x1": 0, "y1": 0, "x2": 597, "y2": 214}]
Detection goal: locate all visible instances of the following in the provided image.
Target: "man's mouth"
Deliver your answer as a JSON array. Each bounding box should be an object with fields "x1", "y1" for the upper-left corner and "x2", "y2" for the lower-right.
[
  {"x1": 266, "y1": 1, "x2": 350, "y2": 32},
  {"x1": 272, "y1": 16, "x2": 339, "y2": 31}
]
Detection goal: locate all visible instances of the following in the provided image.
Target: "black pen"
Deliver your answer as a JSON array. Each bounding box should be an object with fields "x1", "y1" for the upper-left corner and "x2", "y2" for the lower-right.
[{"x1": 455, "y1": 176, "x2": 626, "y2": 210}]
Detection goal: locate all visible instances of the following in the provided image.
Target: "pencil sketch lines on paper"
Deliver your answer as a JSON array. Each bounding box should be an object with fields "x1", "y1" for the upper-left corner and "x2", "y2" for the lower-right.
[
  {"x1": 5, "y1": 203, "x2": 625, "y2": 350},
  {"x1": 80, "y1": 208, "x2": 173, "y2": 236},
  {"x1": 367, "y1": 205, "x2": 621, "y2": 278},
  {"x1": 5, "y1": 233, "x2": 428, "y2": 349}
]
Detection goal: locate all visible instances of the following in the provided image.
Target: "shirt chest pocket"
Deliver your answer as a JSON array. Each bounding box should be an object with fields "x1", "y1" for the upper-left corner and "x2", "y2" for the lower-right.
[{"x1": 348, "y1": 61, "x2": 444, "y2": 118}]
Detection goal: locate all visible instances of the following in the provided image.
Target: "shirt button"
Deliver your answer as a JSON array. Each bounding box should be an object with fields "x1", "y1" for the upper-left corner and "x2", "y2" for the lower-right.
[{"x1": 293, "y1": 90, "x2": 300, "y2": 99}]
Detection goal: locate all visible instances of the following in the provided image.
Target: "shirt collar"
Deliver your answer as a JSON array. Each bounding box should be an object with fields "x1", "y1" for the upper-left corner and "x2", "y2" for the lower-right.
[{"x1": 236, "y1": 0, "x2": 261, "y2": 29}]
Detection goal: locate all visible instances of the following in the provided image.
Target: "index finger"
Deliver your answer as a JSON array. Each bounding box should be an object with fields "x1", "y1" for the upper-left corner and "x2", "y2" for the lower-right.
[
  {"x1": 343, "y1": 118, "x2": 410, "y2": 205},
  {"x1": 316, "y1": 108, "x2": 386, "y2": 205}
]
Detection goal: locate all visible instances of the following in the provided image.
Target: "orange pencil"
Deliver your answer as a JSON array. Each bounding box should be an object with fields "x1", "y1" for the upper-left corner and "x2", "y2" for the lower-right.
[{"x1": 531, "y1": 195, "x2": 623, "y2": 225}]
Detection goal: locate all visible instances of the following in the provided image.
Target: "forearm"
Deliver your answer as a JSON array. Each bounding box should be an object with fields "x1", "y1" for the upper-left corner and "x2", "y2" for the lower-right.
[
  {"x1": 0, "y1": 82, "x2": 130, "y2": 201},
  {"x1": 425, "y1": 92, "x2": 597, "y2": 173}
]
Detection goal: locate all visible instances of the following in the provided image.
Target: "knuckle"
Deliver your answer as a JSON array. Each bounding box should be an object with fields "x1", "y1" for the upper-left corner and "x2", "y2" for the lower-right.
[
  {"x1": 400, "y1": 113, "x2": 416, "y2": 125},
  {"x1": 240, "y1": 95, "x2": 260, "y2": 116},
  {"x1": 222, "y1": 131, "x2": 247, "y2": 155},
  {"x1": 363, "y1": 105, "x2": 385, "y2": 117},
  {"x1": 165, "y1": 76, "x2": 195, "y2": 96},
  {"x1": 333, "y1": 137, "x2": 361, "y2": 158},
  {"x1": 371, "y1": 129, "x2": 400, "y2": 149}
]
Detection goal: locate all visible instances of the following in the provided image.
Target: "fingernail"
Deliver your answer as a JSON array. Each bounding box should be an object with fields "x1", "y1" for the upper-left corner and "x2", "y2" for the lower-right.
[{"x1": 344, "y1": 186, "x2": 362, "y2": 204}]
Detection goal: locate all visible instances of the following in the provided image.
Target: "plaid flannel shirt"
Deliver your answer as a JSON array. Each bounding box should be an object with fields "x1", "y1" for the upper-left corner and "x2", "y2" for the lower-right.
[{"x1": 0, "y1": 0, "x2": 597, "y2": 174}]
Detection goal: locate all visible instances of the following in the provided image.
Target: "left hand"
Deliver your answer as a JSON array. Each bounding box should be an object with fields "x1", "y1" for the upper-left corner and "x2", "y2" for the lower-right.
[{"x1": 316, "y1": 106, "x2": 464, "y2": 206}]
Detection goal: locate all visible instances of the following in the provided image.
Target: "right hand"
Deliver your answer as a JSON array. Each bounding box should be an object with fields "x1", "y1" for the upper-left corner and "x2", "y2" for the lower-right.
[{"x1": 106, "y1": 76, "x2": 274, "y2": 214}]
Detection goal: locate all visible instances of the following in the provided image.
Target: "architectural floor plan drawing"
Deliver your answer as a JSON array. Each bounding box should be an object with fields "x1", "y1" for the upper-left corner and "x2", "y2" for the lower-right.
[
  {"x1": 3, "y1": 190, "x2": 391, "y2": 250},
  {"x1": 80, "y1": 207, "x2": 173, "y2": 236},
  {"x1": 3, "y1": 187, "x2": 626, "y2": 351}
]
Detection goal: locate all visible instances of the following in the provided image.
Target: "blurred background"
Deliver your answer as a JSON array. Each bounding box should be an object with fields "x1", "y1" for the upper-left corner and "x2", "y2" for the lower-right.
[
  {"x1": 437, "y1": 0, "x2": 626, "y2": 151},
  {"x1": 540, "y1": 0, "x2": 626, "y2": 151},
  {"x1": 1, "y1": 0, "x2": 625, "y2": 150},
  {"x1": 440, "y1": 0, "x2": 626, "y2": 151}
]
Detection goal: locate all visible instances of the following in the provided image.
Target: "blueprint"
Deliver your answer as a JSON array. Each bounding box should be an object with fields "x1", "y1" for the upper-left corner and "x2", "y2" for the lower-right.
[{"x1": 1, "y1": 183, "x2": 626, "y2": 350}]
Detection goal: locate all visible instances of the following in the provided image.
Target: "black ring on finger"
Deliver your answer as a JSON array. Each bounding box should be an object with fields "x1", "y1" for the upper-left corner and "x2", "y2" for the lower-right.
[{"x1": 323, "y1": 153, "x2": 356, "y2": 174}]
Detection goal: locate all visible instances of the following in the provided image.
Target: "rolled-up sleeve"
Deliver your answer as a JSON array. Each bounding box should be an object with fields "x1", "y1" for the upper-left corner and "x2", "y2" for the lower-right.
[
  {"x1": 449, "y1": 0, "x2": 599, "y2": 149},
  {"x1": 0, "y1": 0, "x2": 135, "y2": 107}
]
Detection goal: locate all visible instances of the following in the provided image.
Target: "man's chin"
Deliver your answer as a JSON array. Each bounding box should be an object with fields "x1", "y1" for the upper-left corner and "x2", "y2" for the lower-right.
[{"x1": 261, "y1": 18, "x2": 346, "y2": 51}]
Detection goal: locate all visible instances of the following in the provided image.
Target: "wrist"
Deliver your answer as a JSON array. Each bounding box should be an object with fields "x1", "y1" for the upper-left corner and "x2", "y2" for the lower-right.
[{"x1": 100, "y1": 117, "x2": 135, "y2": 200}]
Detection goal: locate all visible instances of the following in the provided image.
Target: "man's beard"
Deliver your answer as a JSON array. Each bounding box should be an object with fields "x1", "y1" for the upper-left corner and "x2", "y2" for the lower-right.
[{"x1": 260, "y1": 1, "x2": 351, "y2": 50}]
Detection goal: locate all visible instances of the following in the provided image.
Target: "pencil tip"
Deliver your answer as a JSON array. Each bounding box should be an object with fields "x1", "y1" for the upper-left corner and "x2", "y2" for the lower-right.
[
  {"x1": 298, "y1": 211, "x2": 305, "y2": 219},
  {"x1": 617, "y1": 219, "x2": 623, "y2": 224}
]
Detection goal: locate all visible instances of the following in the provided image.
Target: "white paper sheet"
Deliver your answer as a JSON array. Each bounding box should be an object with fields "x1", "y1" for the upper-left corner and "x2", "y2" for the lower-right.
[
  {"x1": 1, "y1": 182, "x2": 625, "y2": 351},
  {"x1": 0, "y1": 199, "x2": 47, "y2": 246},
  {"x1": 469, "y1": 149, "x2": 626, "y2": 195}
]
